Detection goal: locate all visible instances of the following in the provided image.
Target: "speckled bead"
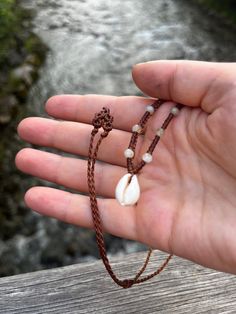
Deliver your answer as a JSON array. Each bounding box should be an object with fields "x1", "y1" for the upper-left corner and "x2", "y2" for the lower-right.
[
  {"x1": 132, "y1": 124, "x2": 142, "y2": 133},
  {"x1": 156, "y1": 128, "x2": 164, "y2": 137},
  {"x1": 142, "y1": 153, "x2": 153, "y2": 163},
  {"x1": 146, "y1": 105, "x2": 154, "y2": 114},
  {"x1": 171, "y1": 107, "x2": 180, "y2": 116},
  {"x1": 124, "y1": 148, "x2": 134, "y2": 158}
]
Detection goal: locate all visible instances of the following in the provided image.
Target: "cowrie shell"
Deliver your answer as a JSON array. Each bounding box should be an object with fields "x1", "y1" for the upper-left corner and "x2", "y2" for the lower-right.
[{"x1": 115, "y1": 173, "x2": 140, "y2": 206}]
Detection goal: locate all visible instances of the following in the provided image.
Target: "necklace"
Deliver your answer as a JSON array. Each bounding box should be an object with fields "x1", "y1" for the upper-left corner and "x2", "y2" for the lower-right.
[{"x1": 87, "y1": 99, "x2": 182, "y2": 288}]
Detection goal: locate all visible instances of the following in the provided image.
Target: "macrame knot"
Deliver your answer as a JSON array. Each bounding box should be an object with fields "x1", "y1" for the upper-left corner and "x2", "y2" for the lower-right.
[
  {"x1": 103, "y1": 122, "x2": 113, "y2": 132},
  {"x1": 92, "y1": 107, "x2": 113, "y2": 133},
  {"x1": 92, "y1": 115, "x2": 103, "y2": 129},
  {"x1": 101, "y1": 131, "x2": 109, "y2": 138}
]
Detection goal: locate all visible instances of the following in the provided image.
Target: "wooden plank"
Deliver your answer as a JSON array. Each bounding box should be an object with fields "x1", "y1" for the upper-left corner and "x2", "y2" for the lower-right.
[{"x1": 0, "y1": 251, "x2": 236, "y2": 313}]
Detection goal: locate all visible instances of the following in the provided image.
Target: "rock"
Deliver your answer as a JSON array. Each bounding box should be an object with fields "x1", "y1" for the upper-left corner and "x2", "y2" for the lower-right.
[
  {"x1": 25, "y1": 54, "x2": 41, "y2": 66},
  {"x1": 10, "y1": 64, "x2": 35, "y2": 86},
  {"x1": 9, "y1": 64, "x2": 38, "y2": 99},
  {"x1": 0, "y1": 95, "x2": 18, "y2": 125},
  {"x1": 0, "y1": 115, "x2": 11, "y2": 124},
  {"x1": 49, "y1": 22, "x2": 60, "y2": 29}
]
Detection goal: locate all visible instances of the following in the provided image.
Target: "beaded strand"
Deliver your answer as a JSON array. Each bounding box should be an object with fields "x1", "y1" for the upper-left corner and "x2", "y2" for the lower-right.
[{"x1": 124, "y1": 99, "x2": 181, "y2": 174}]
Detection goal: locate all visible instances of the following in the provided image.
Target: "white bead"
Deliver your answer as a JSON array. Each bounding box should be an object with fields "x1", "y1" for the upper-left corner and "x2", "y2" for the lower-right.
[
  {"x1": 124, "y1": 148, "x2": 134, "y2": 158},
  {"x1": 171, "y1": 107, "x2": 180, "y2": 116},
  {"x1": 146, "y1": 105, "x2": 154, "y2": 114},
  {"x1": 142, "y1": 153, "x2": 152, "y2": 163},
  {"x1": 156, "y1": 128, "x2": 164, "y2": 137},
  {"x1": 132, "y1": 124, "x2": 142, "y2": 133}
]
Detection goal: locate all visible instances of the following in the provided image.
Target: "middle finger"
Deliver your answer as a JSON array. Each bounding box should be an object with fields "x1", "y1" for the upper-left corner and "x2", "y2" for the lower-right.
[{"x1": 17, "y1": 117, "x2": 143, "y2": 167}]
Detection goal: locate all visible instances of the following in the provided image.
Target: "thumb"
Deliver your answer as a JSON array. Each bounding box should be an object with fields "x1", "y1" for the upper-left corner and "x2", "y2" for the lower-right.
[{"x1": 132, "y1": 60, "x2": 235, "y2": 113}]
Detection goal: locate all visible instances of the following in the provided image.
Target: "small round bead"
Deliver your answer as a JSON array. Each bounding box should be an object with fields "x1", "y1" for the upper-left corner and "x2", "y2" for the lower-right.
[
  {"x1": 142, "y1": 153, "x2": 153, "y2": 163},
  {"x1": 146, "y1": 105, "x2": 154, "y2": 114},
  {"x1": 132, "y1": 124, "x2": 142, "y2": 133},
  {"x1": 124, "y1": 148, "x2": 134, "y2": 158},
  {"x1": 156, "y1": 128, "x2": 164, "y2": 137},
  {"x1": 171, "y1": 107, "x2": 180, "y2": 116}
]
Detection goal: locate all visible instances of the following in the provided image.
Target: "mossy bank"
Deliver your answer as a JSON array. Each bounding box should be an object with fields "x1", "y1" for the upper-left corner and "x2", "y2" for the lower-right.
[
  {"x1": 0, "y1": 0, "x2": 47, "y2": 124},
  {"x1": 0, "y1": 0, "x2": 47, "y2": 273}
]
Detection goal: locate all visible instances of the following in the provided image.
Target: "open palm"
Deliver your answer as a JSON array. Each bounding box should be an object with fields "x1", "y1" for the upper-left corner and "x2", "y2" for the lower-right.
[{"x1": 16, "y1": 61, "x2": 236, "y2": 274}]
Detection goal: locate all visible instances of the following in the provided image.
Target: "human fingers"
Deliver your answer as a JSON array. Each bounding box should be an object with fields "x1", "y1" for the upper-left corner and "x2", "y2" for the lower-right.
[
  {"x1": 15, "y1": 148, "x2": 125, "y2": 197},
  {"x1": 25, "y1": 186, "x2": 136, "y2": 240},
  {"x1": 17, "y1": 117, "x2": 140, "y2": 167},
  {"x1": 46, "y1": 94, "x2": 155, "y2": 132},
  {"x1": 132, "y1": 60, "x2": 236, "y2": 113}
]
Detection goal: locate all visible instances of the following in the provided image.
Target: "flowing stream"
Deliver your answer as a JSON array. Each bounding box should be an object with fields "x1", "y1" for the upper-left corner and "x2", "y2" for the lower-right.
[{"x1": 2, "y1": 0, "x2": 236, "y2": 276}]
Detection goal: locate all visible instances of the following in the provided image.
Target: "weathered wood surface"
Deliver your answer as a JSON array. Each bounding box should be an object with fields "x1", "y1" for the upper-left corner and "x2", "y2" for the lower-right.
[{"x1": 0, "y1": 251, "x2": 236, "y2": 314}]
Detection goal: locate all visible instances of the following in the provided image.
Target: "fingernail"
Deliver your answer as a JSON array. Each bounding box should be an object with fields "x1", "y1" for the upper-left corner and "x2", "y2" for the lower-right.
[{"x1": 134, "y1": 62, "x2": 146, "y2": 67}]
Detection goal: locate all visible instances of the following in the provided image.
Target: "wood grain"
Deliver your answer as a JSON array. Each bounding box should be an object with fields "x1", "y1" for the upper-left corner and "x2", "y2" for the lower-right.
[{"x1": 0, "y1": 251, "x2": 235, "y2": 313}]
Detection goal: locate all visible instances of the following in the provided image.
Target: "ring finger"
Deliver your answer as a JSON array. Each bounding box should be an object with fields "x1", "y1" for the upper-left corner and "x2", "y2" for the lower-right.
[
  {"x1": 15, "y1": 148, "x2": 126, "y2": 197},
  {"x1": 17, "y1": 117, "x2": 144, "y2": 167}
]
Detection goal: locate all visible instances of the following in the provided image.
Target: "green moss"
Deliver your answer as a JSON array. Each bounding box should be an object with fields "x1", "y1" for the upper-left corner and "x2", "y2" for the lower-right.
[
  {"x1": 25, "y1": 34, "x2": 47, "y2": 59},
  {"x1": 0, "y1": 0, "x2": 43, "y2": 67},
  {"x1": 0, "y1": 0, "x2": 17, "y2": 38},
  {"x1": 0, "y1": 0, "x2": 47, "y2": 97},
  {"x1": 0, "y1": 0, "x2": 20, "y2": 60}
]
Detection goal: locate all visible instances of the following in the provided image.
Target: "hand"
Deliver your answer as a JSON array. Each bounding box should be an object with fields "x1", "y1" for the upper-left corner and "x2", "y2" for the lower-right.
[{"x1": 16, "y1": 60, "x2": 236, "y2": 274}]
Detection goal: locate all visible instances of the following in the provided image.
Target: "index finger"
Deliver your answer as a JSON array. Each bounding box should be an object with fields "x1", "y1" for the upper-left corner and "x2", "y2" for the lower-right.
[
  {"x1": 132, "y1": 60, "x2": 235, "y2": 113},
  {"x1": 46, "y1": 95, "x2": 156, "y2": 131}
]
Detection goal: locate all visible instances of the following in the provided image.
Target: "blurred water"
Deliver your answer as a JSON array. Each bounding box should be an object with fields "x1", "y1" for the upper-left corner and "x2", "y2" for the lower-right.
[
  {"x1": 22, "y1": 0, "x2": 236, "y2": 112},
  {"x1": 2, "y1": 0, "x2": 235, "y2": 276}
]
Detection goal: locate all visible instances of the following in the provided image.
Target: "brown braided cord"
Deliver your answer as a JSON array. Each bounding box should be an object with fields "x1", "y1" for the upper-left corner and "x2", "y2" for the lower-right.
[
  {"x1": 87, "y1": 102, "x2": 182, "y2": 288},
  {"x1": 87, "y1": 127, "x2": 153, "y2": 288}
]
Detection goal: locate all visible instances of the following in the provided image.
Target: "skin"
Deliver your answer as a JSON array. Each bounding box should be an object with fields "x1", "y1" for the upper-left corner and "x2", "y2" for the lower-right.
[{"x1": 15, "y1": 60, "x2": 236, "y2": 274}]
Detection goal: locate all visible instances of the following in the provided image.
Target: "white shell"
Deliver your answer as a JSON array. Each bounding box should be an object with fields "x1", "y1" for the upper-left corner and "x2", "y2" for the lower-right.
[{"x1": 115, "y1": 173, "x2": 140, "y2": 206}]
